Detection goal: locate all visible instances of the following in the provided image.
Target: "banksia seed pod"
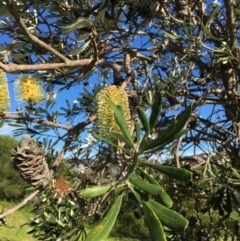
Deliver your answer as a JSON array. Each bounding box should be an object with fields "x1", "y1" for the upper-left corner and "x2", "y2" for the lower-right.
[
  {"x1": 0, "y1": 69, "x2": 10, "y2": 111},
  {"x1": 11, "y1": 135, "x2": 50, "y2": 188},
  {"x1": 14, "y1": 76, "x2": 44, "y2": 104},
  {"x1": 96, "y1": 85, "x2": 131, "y2": 137}
]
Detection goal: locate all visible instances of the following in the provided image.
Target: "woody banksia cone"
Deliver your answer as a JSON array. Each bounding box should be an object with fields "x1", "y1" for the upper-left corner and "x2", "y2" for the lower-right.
[
  {"x1": 14, "y1": 76, "x2": 44, "y2": 104},
  {"x1": 11, "y1": 135, "x2": 50, "y2": 188},
  {"x1": 96, "y1": 85, "x2": 131, "y2": 137},
  {"x1": 0, "y1": 69, "x2": 10, "y2": 111}
]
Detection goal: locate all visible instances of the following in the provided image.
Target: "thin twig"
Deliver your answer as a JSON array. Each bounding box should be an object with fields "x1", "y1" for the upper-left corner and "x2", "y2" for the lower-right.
[
  {"x1": 4, "y1": 0, "x2": 70, "y2": 63},
  {"x1": 4, "y1": 113, "x2": 71, "y2": 130},
  {"x1": 0, "y1": 190, "x2": 39, "y2": 219}
]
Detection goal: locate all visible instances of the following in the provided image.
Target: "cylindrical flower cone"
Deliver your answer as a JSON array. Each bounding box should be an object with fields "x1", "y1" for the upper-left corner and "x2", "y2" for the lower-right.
[
  {"x1": 14, "y1": 76, "x2": 44, "y2": 104},
  {"x1": 0, "y1": 69, "x2": 11, "y2": 112},
  {"x1": 96, "y1": 85, "x2": 131, "y2": 137}
]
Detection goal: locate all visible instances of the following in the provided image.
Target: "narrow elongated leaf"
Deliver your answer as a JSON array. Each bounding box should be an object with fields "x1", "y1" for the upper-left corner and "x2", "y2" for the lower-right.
[
  {"x1": 7, "y1": 123, "x2": 26, "y2": 127},
  {"x1": 149, "y1": 92, "x2": 162, "y2": 132},
  {"x1": 94, "y1": 9, "x2": 106, "y2": 26},
  {"x1": 142, "y1": 201, "x2": 166, "y2": 241},
  {"x1": 93, "y1": 132, "x2": 119, "y2": 149},
  {"x1": 27, "y1": 128, "x2": 40, "y2": 134},
  {"x1": 110, "y1": 103, "x2": 134, "y2": 149},
  {"x1": 120, "y1": 155, "x2": 139, "y2": 183},
  {"x1": 80, "y1": 185, "x2": 112, "y2": 198},
  {"x1": 109, "y1": 131, "x2": 135, "y2": 148},
  {"x1": 169, "y1": 103, "x2": 193, "y2": 136},
  {"x1": 201, "y1": 7, "x2": 219, "y2": 41},
  {"x1": 85, "y1": 194, "x2": 123, "y2": 241},
  {"x1": 163, "y1": 30, "x2": 181, "y2": 40},
  {"x1": 129, "y1": 174, "x2": 164, "y2": 195},
  {"x1": 0, "y1": 120, "x2": 4, "y2": 128},
  {"x1": 77, "y1": 33, "x2": 90, "y2": 41},
  {"x1": 69, "y1": 40, "x2": 90, "y2": 56},
  {"x1": 143, "y1": 129, "x2": 188, "y2": 154},
  {"x1": 136, "y1": 106, "x2": 150, "y2": 136},
  {"x1": 144, "y1": 103, "x2": 192, "y2": 151},
  {"x1": 61, "y1": 17, "x2": 93, "y2": 34},
  {"x1": 135, "y1": 120, "x2": 141, "y2": 146},
  {"x1": 142, "y1": 119, "x2": 176, "y2": 151},
  {"x1": 140, "y1": 161, "x2": 192, "y2": 182},
  {"x1": 147, "y1": 199, "x2": 188, "y2": 233},
  {"x1": 138, "y1": 168, "x2": 173, "y2": 208}
]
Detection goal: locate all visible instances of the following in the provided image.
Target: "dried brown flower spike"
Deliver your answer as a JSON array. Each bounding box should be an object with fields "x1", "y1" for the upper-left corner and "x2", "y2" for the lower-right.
[{"x1": 11, "y1": 135, "x2": 50, "y2": 188}]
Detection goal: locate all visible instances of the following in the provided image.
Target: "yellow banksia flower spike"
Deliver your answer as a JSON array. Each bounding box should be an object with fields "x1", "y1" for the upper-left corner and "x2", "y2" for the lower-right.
[
  {"x1": 0, "y1": 69, "x2": 11, "y2": 111},
  {"x1": 96, "y1": 85, "x2": 131, "y2": 137},
  {"x1": 14, "y1": 76, "x2": 44, "y2": 104}
]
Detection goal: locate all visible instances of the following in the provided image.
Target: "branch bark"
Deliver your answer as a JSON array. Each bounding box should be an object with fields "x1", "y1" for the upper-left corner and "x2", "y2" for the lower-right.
[
  {"x1": 223, "y1": 0, "x2": 236, "y2": 48},
  {"x1": 4, "y1": 113, "x2": 71, "y2": 130},
  {"x1": 0, "y1": 190, "x2": 39, "y2": 219},
  {"x1": 4, "y1": 0, "x2": 70, "y2": 64}
]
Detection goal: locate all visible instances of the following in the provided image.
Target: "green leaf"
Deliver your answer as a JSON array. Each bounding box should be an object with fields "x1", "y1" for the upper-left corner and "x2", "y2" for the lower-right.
[
  {"x1": 129, "y1": 174, "x2": 164, "y2": 195},
  {"x1": 142, "y1": 201, "x2": 166, "y2": 241},
  {"x1": 0, "y1": 120, "x2": 4, "y2": 128},
  {"x1": 138, "y1": 168, "x2": 173, "y2": 208},
  {"x1": 147, "y1": 199, "x2": 188, "y2": 233},
  {"x1": 69, "y1": 40, "x2": 91, "y2": 56},
  {"x1": 27, "y1": 128, "x2": 40, "y2": 134},
  {"x1": 135, "y1": 120, "x2": 141, "y2": 146},
  {"x1": 183, "y1": 19, "x2": 191, "y2": 36},
  {"x1": 92, "y1": 132, "x2": 119, "y2": 149},
  {"x1": 120, "y1": 154, "x2": 139, "y2": 183},
  {"x1": 85, "y1": 194, "x2": 123, "y2": 241},
  {"x1": 136, "y1": 106, "x2": 150, "y2": 137},
  {"x1": 235, "y1": 8, "x2": 240, "y2": 15},
  {"x1": 50, "y1": 80, "x2": 66, "y2": 85},
  {"x1": 199, "y1": 7, "x2": 220, "y2": 41},
  {"x1": 109, "y1": 131, "x2": 135, "y2": 148},
  {"x1": 142, "y1": 119, "x2": 176, "y2": 151},
  {"x1": 61, "y1": 17, "x2": 93, "y2": 34},
  {"x1": 80, "y1": 185, "x2": 112, "y2": 198},
  {"x1": 163, "y1": 30, "x2": 181, "y2": 40},
  {"x1": 143, "y1": 103, "x2": 192, "y2": 151},
  {"x1": 143, "y1": 129, "x2": 188, "y2": 154},
  {"x1": 164, "y1": 103, "x2": 192, "y2": 138},
  {"x1": 110, "y1": 103, "x2": 135, "y2": 149},
  {"x1": 139, "y1": 161, "x2": 192, "y2": 182},
  {"x1": 149, "y1": 92, "x2": 162, "y2": 132},
  {"x1": 94, "y1": 9, "x2": 106, "y2": 26},
  {"x1": 77, "y1": 33, "x2": 90, "y2": 41}
]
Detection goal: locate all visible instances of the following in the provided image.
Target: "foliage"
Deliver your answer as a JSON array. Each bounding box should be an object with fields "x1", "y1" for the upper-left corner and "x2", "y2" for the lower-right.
[
  {"x1": 1, "y1": 0, "x2": 240, "y2": 240},
  {"x1": 0, "y1": 135, "x2": 28, "y2": 201}
]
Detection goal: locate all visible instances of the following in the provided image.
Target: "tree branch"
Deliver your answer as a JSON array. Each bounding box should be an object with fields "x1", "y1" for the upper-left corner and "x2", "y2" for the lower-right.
[
  {"x1": 223, "y1": 0, "x2": 236, "y2": 48},
  {"x1": 0, "y1": 59, "x2": 125, "y2": 73},
  {"x1": 4, "y1": 113, "x2": 71, "y2": 130},
  {"x1": 0, "y1": 190, "x2": 39, "y2": 219},
  {"x1": 4, "y1": 0, "x2": 70, "y2": 64}
]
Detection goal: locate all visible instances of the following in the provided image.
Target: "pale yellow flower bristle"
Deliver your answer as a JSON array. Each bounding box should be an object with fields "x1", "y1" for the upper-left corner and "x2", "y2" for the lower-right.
[
  {"x1": 0, "y1": 69, "x2": 11, "y2": 111},
  {"x1": 14, "y1": 76, "x2": 44, "y2": 103},
  {"x1": 96, "y1": 85, "x2": 131, "y2": 137}
]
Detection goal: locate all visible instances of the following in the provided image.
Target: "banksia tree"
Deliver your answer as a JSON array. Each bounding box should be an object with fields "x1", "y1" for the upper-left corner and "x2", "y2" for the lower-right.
[
  {"x1": 96, "y1": 85, "x2": 131, "y2": 137},
  {"x1": 0, "y1": 69, "x2": 10, "y2": 111},
  {"x1": 14, "y1": 76, "x2": 44, "y2": 104}
]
